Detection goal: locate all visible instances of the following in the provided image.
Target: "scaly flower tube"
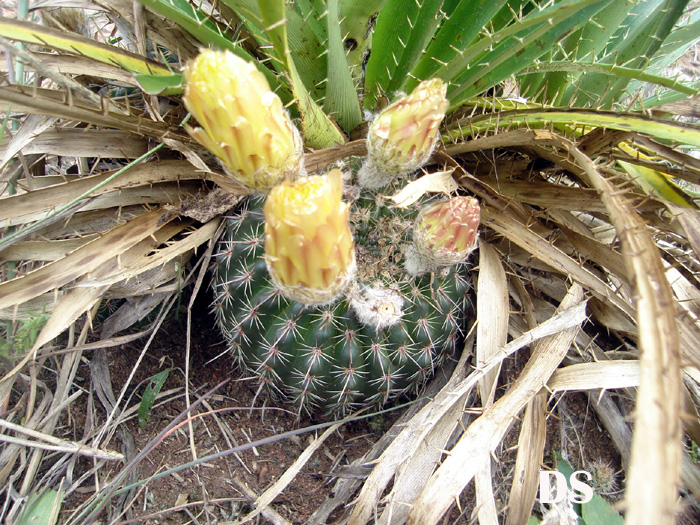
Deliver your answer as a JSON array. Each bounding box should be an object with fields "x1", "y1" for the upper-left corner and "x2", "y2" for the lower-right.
[
  {"x1": 359, "y1": 78, "x2": 449, "y2": 189},
  {"x1": 264, "y1": 169, "x2": 356, "y2": 305},
  {"x1": 405, "y1": 196, "x2": 480, "y2": 275},
  {"x1": 183, "y1": 49, "x2": 304, "y2": 193}
]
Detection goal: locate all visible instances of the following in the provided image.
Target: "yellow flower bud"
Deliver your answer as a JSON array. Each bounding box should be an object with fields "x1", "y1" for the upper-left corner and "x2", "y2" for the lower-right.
[
  {"x1": 405, "y1": 196, "x2": 480, "y2": 275},
  {"x1": 359, "y1": 79, "x2": 449, "y2": 189},
  {"x1": 183, "y1": 49, "x2": 304, "y2": 193},
  {"x1": 264, "y1": 169, "x2": 356, "y2": 305}
]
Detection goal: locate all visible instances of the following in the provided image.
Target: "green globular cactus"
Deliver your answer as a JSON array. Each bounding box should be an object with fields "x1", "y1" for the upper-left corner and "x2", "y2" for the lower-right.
[
  {"x1": 192, "y1": 49, "x2": 481, "y2": 416},
  {"x1": 212, "y1": 176, "x2": 477, "y2": 416}
]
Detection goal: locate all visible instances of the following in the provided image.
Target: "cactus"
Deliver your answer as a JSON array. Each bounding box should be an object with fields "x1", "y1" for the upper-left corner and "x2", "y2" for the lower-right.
[
  {"x1": 195, "y1": 49, "x2": 480, "y2": 415},
  {"x1": 212, "y1": 174, "x2": 478, "y2": 416}
]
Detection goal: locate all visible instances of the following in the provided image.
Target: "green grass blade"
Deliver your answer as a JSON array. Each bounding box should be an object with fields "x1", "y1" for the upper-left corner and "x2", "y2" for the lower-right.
[
  {"x1": 0, "y1": 18, "x2": 170, "y2": 75},
  {"x1": 364, "y1": 0, "x2": 443, "y2": 110},
  {"x1": 324, "y1": 0, "x2": 362, "y2": 132},
  {"x1": 138, "y1": 369, "x2": 170, "y2": 429}
]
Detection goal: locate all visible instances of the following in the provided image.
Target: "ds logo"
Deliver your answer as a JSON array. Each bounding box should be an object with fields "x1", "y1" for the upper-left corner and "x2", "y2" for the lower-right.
[{"x1": 539, "y1": 470, "x2": 594, "y2": 504}]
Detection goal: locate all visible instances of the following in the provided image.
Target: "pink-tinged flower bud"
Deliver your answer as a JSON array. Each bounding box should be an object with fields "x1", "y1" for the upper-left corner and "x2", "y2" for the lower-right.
[
  {"x1": 183, "y1": 49, "x2": 304, "y2": 193},
  {"x1": 264, "y1": 169, "x2": 356, "y2": 305},
  {"x1": 359, "y1": 79, "x2": 449, "y2": 189},
  {"x1": 405, "y1": 196, "x2": 480, "y2": 275}
]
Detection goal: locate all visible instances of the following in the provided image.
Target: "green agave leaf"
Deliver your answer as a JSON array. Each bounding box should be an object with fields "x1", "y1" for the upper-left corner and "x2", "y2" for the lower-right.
[
  {"x1": 521, "y1": 0, "x2": 637, "y2": 104},
  {"x1": 636, "y1": 79, "x2": 700, "y2": 110},
  {"x1": 520, "y1": 61, "x2": 699, "y2": 98},
  {"x1": 453, "y1": 0, "x2": 604, "y2": 74},
  {"x1": 618, "y1": 160, "x2": 697, "y2": 209},
  {"x1": 138, "y1": 0, "x2": 284, "y2": 94},
  {"x1": 139, "y1": 0, "x2": 234, "y2": 51},
  {"x1": 0, "y1": 18, "x2": 170, "y2": 75},
  {"x1": 626, "y1": 16, "x2": 700, "y2": 97},
  {"x1": 405, "y1": 0, "x2": 509, "y2": 93},
  {"x1": 554, "y1": 454, "x2": 583, "y2": 517},
  {"x1": 364, "y1": 0, "x2": 443, "y2": 110},
  {"x1": 257, "y1": 0, "x2": 345, "y2": 148},
  {"x1": 285, "y1": 0, "x2": 328, "y2": 102},
  {"x1": 219, "y1": 0, "x2": 268, "y2": 47},
  {"x1": 134, "y1": 72, "x2": 184, "y2": 95},
  {"x1": 456, "y1": 108, "x2": 700, "y2": 149},
  {"x1": 222, "y1": 0, "x2": 326, "y2": 102},
  {"x1": 447, "y1": 0, "x2": 610, "y2": 106},
  {"x1": 570, "y1": 0, "x2": 690, "y2": 107},
  {"x1": 138, "y1": 368, "x2": 170, "y2": 428},
  {"x1": 17, "y1": 489, "x2": 62, "y2": 525},
  {"x1": 581, "y1": 492, "x2": 624, "y2": 525},
  {"x1": 339, "y1": 0, "x2": 387, "y2": 83},
  {"x1": 324, "y1": 0, "x2": 363, "y2": 132}
]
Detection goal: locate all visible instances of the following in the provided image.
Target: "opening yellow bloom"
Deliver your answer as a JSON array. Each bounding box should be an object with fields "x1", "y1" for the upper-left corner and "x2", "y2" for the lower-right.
[
  {"x1": 264, "y1": 170, "x2": 356, "y2": 304},
  {"x1": 183, "y1": 49, "x2": 304, "y2": 193}
]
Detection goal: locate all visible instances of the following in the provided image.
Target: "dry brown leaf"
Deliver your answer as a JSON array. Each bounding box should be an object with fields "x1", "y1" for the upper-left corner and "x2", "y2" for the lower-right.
[
  {"x1": 476, "y1": 240, "x2": 509, "y2": 405},
  {"x1": 0, "y1": 114, "x2": 57, "y2": 171},
  {"x1": 0, "y1": 236, "x2": 98, "y2": 262},
  {"x1": 547, "y1": 361, "x2": 640, "y2": 391},
  {"x1": 481, "y1": 205, "x2": 635, "y2": 319},
  {"x1": 505, "y1": 392, "x2": 547, "y2": 525},
  {"x1": 0, "y1": 159, "x2": 201, "y2": 225},
  {"x1": 445, "y1": 129, "x2": 558, "y2": 155},
  {"x1": 406, "y1": 284, "x2": 584, "y2": 525},
  {"x1": 349, "y1": 300, "x2": 587, "y2": 524},
  {"x1": 389, "y1": 169, "x2": 458, "y2": 208},
  {"x1": 562, "y1": 140, "x2": 681, "y2": 525},
  {"x1": 0, "y1": 85, "x2": 188, "y2": 141},
  {"x1": 0, "y1": 209, "x2": 170, "y2": 311},
  {"x1": 0, "y1": 52, "x2": 137, "y2": 85},
  {"x1": 232, "y1": 421, "x2": 344, "y2": 524},
  {"x1": 75, "y1": 220, "x2": 218, "y2": 289},
  {"x1": 1, "y1": 129, "x2": 149, "y2": 159}
]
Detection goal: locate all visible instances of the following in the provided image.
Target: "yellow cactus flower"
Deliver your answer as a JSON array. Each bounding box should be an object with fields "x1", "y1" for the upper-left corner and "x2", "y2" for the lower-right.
[
  {"x1": 183, "y1": 49, "x2": 304, "y2": 193},
  {"x1": 405, "y1": 196, "x2": 480, "y2": 275},
  {"x1": 359, "y1": 78, "x2": 449, "y2": 189},
  {"x1": 264, "y1": 169, "x2": 356, "y2": 305}
]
